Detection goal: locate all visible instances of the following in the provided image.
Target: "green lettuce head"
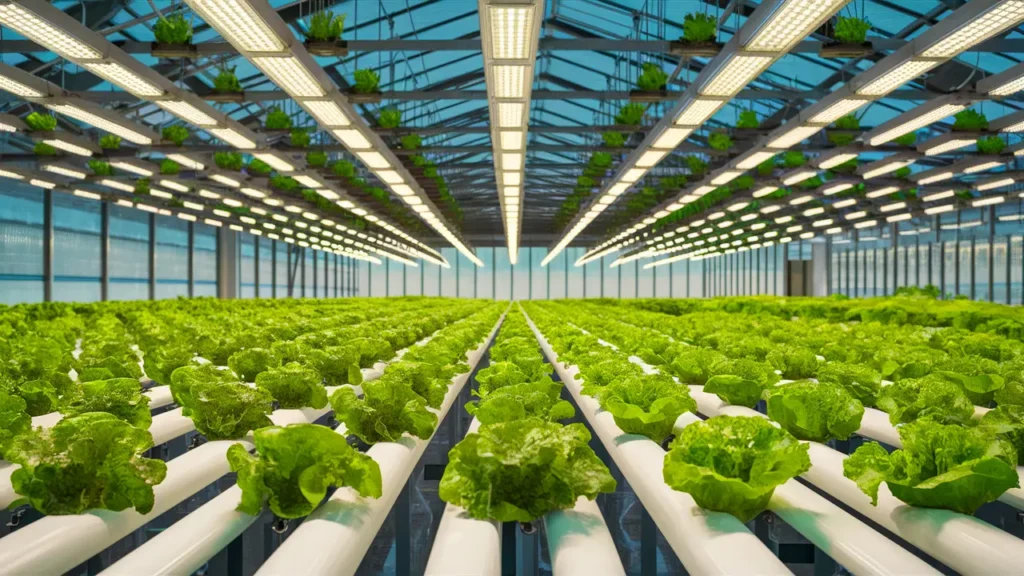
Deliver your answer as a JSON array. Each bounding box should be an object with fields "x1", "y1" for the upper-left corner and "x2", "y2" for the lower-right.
[
  {"x1": 439, "y1": 418, "x2": 616, "y2": 522},
  {"x1": 330, "y1": 378, "x2": 437, "y2": 444},
  {"x1": 766, "y1": 380, "x2": 863, "y2": 442},
  {"x1": 765, "y1": 346, "x2": 819, "y2": 380},
  {"x1": 705, "y1": 358, "x2": 779, "y2": 407},
  {"x1": 255, "y1": 363, "x2": 328, "y2": 410},
  {"x1": 875, "y1": 376, "x2": 974, "y2": 425},
  {"x1": 466, "y1": 379, "x2": 574, "y2": 424},
  {"x1": 590, "y1": 373, "x2": 696, "y2": 442},
  {"x1": 228, "y1": 424, "x2": 382, "y2": 519},
  {"x1": 843, "y1": 420, "x2": 1019, "y2": 514},
  {"x1": 663, "y1": 415, "x2": 810, "y2": 522},
  {"x1": 816, "y1": 361, "x2": 882, "y2": 406},
  {"x1": 934, "y1": 355, "x2": 1005, "y2": 405}
]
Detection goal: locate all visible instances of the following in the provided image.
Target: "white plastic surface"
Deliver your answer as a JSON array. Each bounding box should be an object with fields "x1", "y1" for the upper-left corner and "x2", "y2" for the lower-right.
[
  {"x1": 424, "y1": 418, "x2": 503, "y2": 576},
  {"x1": 544, "y1": 496, "x2": 625, "y2": 576},
  {"x1": 254, "y1": 312, "x2": 505, "y2": 576},
  {"x1": 526, "y1": 313, "x2": 792, "y2": 576},
  {"x1": 145, "y1": 385, "x2": 175, "y2": 409}
]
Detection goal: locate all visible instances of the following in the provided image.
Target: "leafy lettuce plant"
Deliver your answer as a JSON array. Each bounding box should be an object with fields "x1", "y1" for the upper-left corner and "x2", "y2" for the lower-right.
[
  {"x1": 304, "y1": 346, "x2": 363, "y2": 386},
  {"x1": 475, "y1": 361, "x2": 529, "y2": 396},
  {"x1": 666, "y1": 346, "x2": 726, "y2": 385},
  {"x1": 143, "y1": 344, "x2": 194, "y2": 385},
  {"x1": 843, "y1": 420, "x2": 1019, "y2": 514},
  {"x1": 766, "y1": 380, "x2": 863, "y2": 442},
  {"x1": 7, "y1": 413, "x2": 167, "y2": 515},
  {"x1": 589, "y1": 374, "x2": 696, "y2": 442},
  {"x1": 765, "y1": 346, "x2": 819, "y2": 379},
  {"x1": 255, "y1": 363, "x2": 328, "y2": 410},
  {"x1": 0, "y1": 391, "x2": 30, "y2": 458},
  {"x1": 979, "y1": 405, "x2": 1024, "y2": 462},
  {"x1": 228, "y1": 424, "x2": 381, "y2": 519},
  {"x1": 439, "y1": 418, "x2": 616, "y2": 522},
  {"x1": 227, "y1": 348, "x2": 281, "y2": 382},
  {"x1": 934, "y1": 355, "x2": 1005, "y2": 405},
  {"x1": 381, "y1": 361, "x2": 446, "y2": 408},
  {"x1": 169, "y1": 363, "x2": 239, "y2": 405},
  {"x1": 816, "y1": 362, "x2": 882, "y2": 406},
  {"x1": 180, "y1": 381, "x2": 274, "y2": 440},
  {"x1": 663, "y1": 415, "x2": 810, "y2": 522},
  {"x1": 466, "y1": 380, "x2": 574, "y2": 424},
  {"x1": 60, "y1": 378, "x2": 153, "y2": 429},
  {"x1": 875, "y1": 376, "x2": 974, "y2": 425},
  {"x1": 330, "y1": 378, "x2": 437, "y2": 444},
  {"x1": 581, "y1": 357, "x2": 642, "y2": 387},
  {"x1": 705, "y1": 358, "x2": 779, "y2": 407}
]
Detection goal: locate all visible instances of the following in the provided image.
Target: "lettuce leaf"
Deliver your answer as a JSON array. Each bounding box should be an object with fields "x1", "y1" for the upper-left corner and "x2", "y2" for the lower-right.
[
  {"x1": 581, "y1": 357, "x2": 642, "y2": 387},
  {"x1": 169, "y1": 363, "x2": 239, "y2": 405},
  {"x1": 663, "y1": 415, "x2": 810, "y2": 522},
  {"x1": 255, "y1": 363, "x2": 328, "y2": 409},
  {"x1": 227, "y1": 348, "x2": 280, "y2": 382},
  {"x1": 305, "y1": 346, "x2": 363, "y2": 386},
  {"x1": 439, "y1": 418, "x2": 615, "y2": 522},
  {"x1": 466, "y1": 379, "x2": 574, "y2": 424},
  {"x1": 765, "y1": 346, "x2": 819, "y2": 379},
  {"x1": 7, "y1": 412, "x2": 167, "y2": 515},
  {"x1": 142, "y1": 345, "x2": 194, "y2": 386},
  {"x1": 843, "y1": 420, "x2": 1019, "y2": 513},
  {"x1": 330, "y1": 379, "x2": 437, "y2": 444},
  {"x1": 590, "y1": 374, "x2": 695, "y2": 442},
  {"x1": 816, "y1": 362, "x2": 882, "y2": 406},
  {"x1": 180, "y1": 381, "x2": 274, "y2": 440},
  {"x1": 705, "y1": 359, "x2": 779, "y2": 407},
  {"x1": 934, "y1": 355, "x2": 1005, "y2": 405},
  {"x1": 666, "y1": 346, "x2": 727, "y2": 385},
  {"x1": 0, "y1": 391, "x2": 30, "y2": 458},
  {"x1": 381, "y1": 361, "x2": 447, "y2": 408},
  {"x1": 875, "y1": 376, "x2": 974, "y2": 425},
  {"x1": 227, "y1": 424, "x2": 382, "y2": 518},
  {"x1": 60, "y1": 377, "x2": 152, "y2": 428},
  {"x1": 766, "y1": 380, "x2": 863, "y2": 442},
  {"x1": 979, "y1": 405, "x2": 1024, "y2": 462},
  {"x1": 475, "y1": 361, "x2": 529, "y2": 396}
]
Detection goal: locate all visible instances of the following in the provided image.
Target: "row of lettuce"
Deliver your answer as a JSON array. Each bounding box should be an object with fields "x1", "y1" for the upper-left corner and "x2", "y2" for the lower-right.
[
  {"x1": 0, "y1": 298, "x2": 502, "y2": 517},
  {"x1": 523, "y1": 300, "x2": 1021, "y2": 523},
  {"x1": 438, "y1": 308, "x2": 616, "y2": 522}
]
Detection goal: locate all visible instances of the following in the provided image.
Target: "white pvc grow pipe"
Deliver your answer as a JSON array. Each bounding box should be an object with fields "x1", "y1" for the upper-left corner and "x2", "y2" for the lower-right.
[
  {"x1": 252, "y1": 312, "x2": 505, "y2": 575},
  {"x1": 544, "y1": 496, "x2": 625, "y2": 576},
  {"x1": 423, "y1": 418, "x2": 502, "y2": 576},
  {"x1": 524, "y1": 312, "x2": 792, "y2": 576}
]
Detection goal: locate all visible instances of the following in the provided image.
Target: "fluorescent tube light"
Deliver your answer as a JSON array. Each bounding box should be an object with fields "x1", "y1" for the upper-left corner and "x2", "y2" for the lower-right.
[
  {"x1": 972, "y1": 196, "x2": 1005, "y2": 207},
  {"x1": 166, "y1": 154, "x2": 204, "y2": 170},
  {"x1": 917, "y1": 171, "x2": 953, "y2": 185},
  {"x1": 977, "y1": 177, "x2": 1015, "y2": 191},
  {"x1": 303, "y1": 100, "x2": 350, "y2": 127},
  {"x1": 963, "y1": 161, "x2": 1004, "y2": 174},
  {"x1": 833, "y1": 199, "x2": 856, "y2": 208},
  {"x1": 83, "y1": 62, "x2": 163, "y2": 98},
  {"x1": 854, "y1": 219, "x2": 878, "y2": 229},
  {"x1": 782, "y1": 170, "x2": 816, "y2": 185},
  {"x1": 0, "y1": 72, "x2": 43, "y2": 97},
  {"x1": 493, "y1": 65, "x2": 526, "y2": 97},
  {"x1": 199, "y1": 189, "x2": 221, "y2": 199},
  {"x1": 155, "y1": 101, "x2": 219, "y2": 127},
  {"x1": 636, "y1": 149, "x2": 667, "y2": 168},
  {"x1": 652, "y1": 128, "x2": 692, "y2": 149},
  {"x1": 73, "y1": 189, "x2": 101, "y2": 200},
  {"x1": 846, "y1": 211, "x2": 867, "y2": 220},
  {"x1": 767, "y1": 125, "x2": 821, "y2": 149},
  {"x1": 99, "y1": 179, "x2": 134, "y2": 193},
  {"x1": 809, "y1": 98, "x2": 869, "y2": 124},
  {"x1": 209, "y1": 128, "x2": 257, "y2": 149},
  {"x1": 737, "y1": 151, "x2": 776, "y2": 170},
  {"x1": 150, "y1": 189, "x2": 173, "y2": 199},
  {"x1": 746, "y1": 0, "x2": 848, "y2": 52},
  {"x1": 42, "y1": 138, "x2": 92, "y2": 157},
  {"x1": 43, "y1": 164, "x2": 87, "y2": 179},
  {"x1": 252, "y1": 153, "x2": 295, "y2": 172},
  {"x1": 159, "y1": 180, "x2": 189, "y2": 193},
  {"x1": 921, "y1": 1, "x2": 1024, "y2": 58},
  {"x1": 880, "y1": 201, "x2": 906, "y2": 212},
  {"x1": 253, "y1": 56, "x2": 325, "y2": 98},
  {"x1": 0, "y1": 4, "x2": 102, "y2": 59},
  {"x1": 925, "y1": 204, "x2": 955, "y2": 215},
  {"x1": 711, "y1": 170, "x2": 741, "y2": 185},
  {"x1": 46, "y1": 104, "x2": 153, "y2": 145},
  {"x1": 489, "y1": 6, "x2": 534, "y2": 59},
  {"x1": 752, "y1": 186, "x2": 778, "y2": 198},
  {"x1": 863, "y1": 159, "x2": 914, "y2": 179},
  {"x1": 188, "y1": 0, "x2": 285, "y2": 52},
  {"x1": 856, "y1": 59, "x2": 939, "y2": 96},
  {"x1": 500, "y1": 131, "x2": 524, "y2": 151},
  {"x1": 921, "y1": 137, "x2": 975, "y2": 156},
  {"x1": 869, "y1": 103, "x2": 965, "y2": 145},
  {"x1": 887, "y1": 213, "x2": 912, "y2": 222},
  {"x1": 818, "y1": 153, "x2": 858, "y2": 170},
  {"x1": 674, "y1": 99, "x2": 722, "y2": 125},
  {"x1": 700, "y1": 54, "x2": 773, "y2": 97},
  {"x1": 30, "y1": 179, "x2": 56, "y2": 189},
  {"x1": 210, "y1": 174, "x2": 240, "y2": 187}
]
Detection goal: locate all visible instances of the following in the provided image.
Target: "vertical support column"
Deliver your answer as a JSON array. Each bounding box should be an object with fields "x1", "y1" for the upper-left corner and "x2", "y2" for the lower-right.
[
  {"x1": 954, "y1": 211, "x2": 961, "y2": 297},
  {"x1": 271, "y1": 240, "x2": 277, "y2": 299},
  {"x1": 42, "y1": 189, "x2": 53, "y2": 302},
  {"x1": 253, "y1": 237, "x2": 260, "y2": 299},
  {"x1": 100, "y1": 201, "x2": 109, "y2": 301},
  {"x1": 669, "y1": 261, "x2": 674, "y2": 297},
  {"x1": 1007, "y1": 235, "x2": 1013, "y2": 306},
  {"x1": 455, "y1": 254, "x2": 459, "y2": 298},
  {"x1": 970, "y1": 236, "x2": 977, "y2": 301},
  {"x1": 148, "y1": 213, "x2": 156, "y2": 301},
  {"x1": 301, "y1": 248, "x2": 307, "y2": 298},
  {"x1": 286, "y1": 245, "x2": 293, "y2": 297},
  {"x1": 313, "y1": 250, "x2": 318, "y2": 298},
  {"x1": 325, "y1": 250, "x2": 330, "y2": 298},
  {"x1": 915, "y1": 236, "x2": 920, "y2": 287},
  {"x1": 529, "y1": 248, "x2": 533, "y2": 300},
  {"x1": 988, "y1": 206, "x2": 995, "y2": 302},
  {"x1": 217, "y1": 227, "x2": 238, "y2": 299},
  {"x1": 891, "y1": 223, "x2": 899, "y2": 293},
  {"x1": 811, "y1": 241, "x2": 829, "y2": 296},
  {"x1": 187, "y1": 222, "x2": 194, "y2": 298}
]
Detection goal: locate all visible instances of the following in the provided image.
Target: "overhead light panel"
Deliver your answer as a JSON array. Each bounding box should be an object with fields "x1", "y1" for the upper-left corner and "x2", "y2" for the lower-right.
[
  {"x1": 155, "y1": 100, "x2": 219, "y2": 127},
  {"x1": 209, "y1": 128, "x2": 257, "y2": 149},
  {"x1": 869, "y1": 103, "x2": 965, "y2": 146},
  {"x1": 83, "y1": 62, "x2": 163, "y2": 98},
  {"x1": 493, "y1": 65, "x2": 526, "y2": 98},
  {"x1": 745, "y1": 0, "x2": 849, "y2": 52},
  {"x1": 187, "y1": 0, "x2": 285, "y2": 52},
  {"x1": 674, "y1": 99, "x2": 723, "y2": 126},
  {"x1": 303, "y1": 100, "x2": 350, "y2": 127},
  {"x1": 856, "y1": 59, "x2": 939, "y2": 96},
  {"x1": 920, "y1": 1, "x2": 1024, "y2": 58},
  {"x1": 809, "y1": 98, "x2": 870, "y2": 124},
  {"x1": 46, "y1": 104, "x2": 154, "y2": 145},
  {"x1": 767, "y1": 125, "x2": 821, "y2": 149},
  {"x1": 700, "y1": 54, "x2": 773, "y2": 97},
  {"x1": 253, "y1": 56, "x2": 325, "y2": 98},
  {"x1": 0, "y1": 4, "x2": 102, "y2": 59}
]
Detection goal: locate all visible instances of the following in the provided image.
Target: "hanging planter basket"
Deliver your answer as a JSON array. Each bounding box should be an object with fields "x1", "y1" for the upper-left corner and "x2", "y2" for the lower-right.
[
  {"x1": 819, "y1": 41, "x2": 874, "y2": 58},
  {"x1": 628, "y1": 89, "x2": 670, "y2": 103},
  {"x1": 304, "y1": 40, "x2": 349, "y2": 57},
  {"x1": 668, "y1": 40, "x2": 723, "y2": 57},
  {"x1": 207, "y1": 92, "x2": 245, "y2": 103},
  {"x1": 151, "y1": 42, "x2": 197, "y2": 59}
]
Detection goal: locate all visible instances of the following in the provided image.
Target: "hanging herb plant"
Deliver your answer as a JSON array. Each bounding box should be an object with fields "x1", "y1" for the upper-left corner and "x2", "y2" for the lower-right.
[
  {"x1": 757, "y1": 158, "x2": 775, "y2": 176},
  {"x1": 736, "y1": 110, "x2": 760, "y2": 129},
  {"x1": 33, "y1": 142, "x2": 57, "y2": 156},
  {"x1": 401, "y1": 134, "x2": 422, "y2": 150},
  {"x1": 615, "y1": 103, "x2": 646, "y2": 126},
  {"x1": 636, "y1": 63, "x2": 668, "y2": 92},
  {"x1": 25, "y1": 112, "x2": 57, "y2": 132},
  {"x1": 160, "y1": 160, "x2": 180, "y2": 175},
  {"x1": 332, "y1": 160, "x2": 356, "y2": 179},
  {"x1": 153, "y1": 13, "x2": 193, "y2": 45},
  {"x1": 352, "y1": 69, "x2": 380, "y2": 94},
  {"x1": 893, "y1": 132, "x2": 917, "y2": 147},
  {"x1": 378, "y1": 108, "x2": 401, "y2": 129},
  {"x1": 893, "y1": 167, "x2": 911, "y2": 180},
  {"x1": 99, "y1": 134, "x2": 122, "y2": 150},
  {"x1": 602, "y1": 131, "x2": 625, "y2": 148},
  {"x1": 832, "y1": 158, "x2": 859, "y2": 173},
  {"x1": 708, "y1": 132, "x2": 733, "y2": 151},
  {"x1": 290, "y1": 129, "x2": 310, "y2": 148},
  {"x1": 681, "y1": 13, "x2": 716, "y2": 44},
  {"x1": 685, "y1": 155, "x2": 708, "y2": 176},
  {"x1": 783, "y1": 151, "x2": 807, "y2": 168},
  {"x1": 247, "y1": 158, "x2": 273, "y2": 177},
  {"x1": 214, "y1": 152, "x2": 244, "y2": 171},
  {"x1": 306, "y1": 10, "x2": 346, "y2": 42},
  {"x1": 952, "y1": 110, "x2": 988, "y2": 131},
  {"x1": 976, "y1": 136, "x2": 1006, "y2": 155},
  {"x1": 161, "y1": 125, "x2": 189, "y2": 146},
  {"x1": 306, "y1": 150, "x2": 327, "y2": 167},
  {"x1": 213, "y1": 67, "x2": 242, "y2": 94},
  {"x1": 828, "y1": 114, "x2": 859, "y2": 146},
  {"x1": 270, "y1": 175, "x2": 299, "y2": 191},
  {"x1": 88, "y1": 160, "x2": 114, "y2": 176},
  {"x1": 590, "y1": 152, "x2": 613, "y2": 168},
  {"x1": 834, "y1": 17, "x2": 871, "y2": 44},
  {"x1": 265, "y1": 107, "x2": 292, "y2": 130},
  {"x1": 135, "y1": 178, "x2": 151, "y2": 195}
]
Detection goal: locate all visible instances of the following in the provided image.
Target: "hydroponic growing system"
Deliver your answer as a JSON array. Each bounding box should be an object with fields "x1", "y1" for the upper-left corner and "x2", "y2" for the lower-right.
[{"x1": 3, "y1": 0, "x2": 1024, "y2": 574}]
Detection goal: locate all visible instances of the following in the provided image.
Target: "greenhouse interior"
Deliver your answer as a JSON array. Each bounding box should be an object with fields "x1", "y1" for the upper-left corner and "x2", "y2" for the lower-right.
[{"x1": 4, "y1": 0, "x2": 1024, "y2": 575}]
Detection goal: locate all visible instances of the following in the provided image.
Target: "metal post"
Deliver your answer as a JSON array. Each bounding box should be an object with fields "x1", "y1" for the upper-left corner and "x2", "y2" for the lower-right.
[
  {"x1": 529, "y1": 248, "x2": 533, "y2": 300},
  {"x1": 312, "y1": 250, "x2": 318, "y2": 298},
  {"x1": 1007, "y1": 235, "x2": 1013, "y2": 305},
  {"x1": 286, "y1": 245, "x2": 293, "y2": 297},
  {"x1": 271, "y1": 240, "x2": 277, "y2": 299},
  {"x1": 455, "y1": 253, "x2": 460, "y2": 298},
  {"x1": 669, "y1": 261, "x2": 674, "y2": 297},
  {"x1": 148, "y1": 213, "x2": 156, "y2": 300},
  {"x1": 970, "y1": 236, "x2": 977, "y2": 301},
  {"x1": 302, "y1": 248, "x2": 307, "y2": 298},
  {"x1": 891, "y1": 223, "x2": 899, "y2": 294},
  {"x1": 254, "y1": 236, "x2": 260, "y2": 299},
  {"x1": 42, "y1": 189, "x2": 52, "y2": 302},
  {"x1": 100, "y1": 201, "x2": 109, "y2": 301},
  {"x1": 988, "y1": 206, "x2": 995, "y2": 302},
  {"x1": 582, "y1": 258, "x2": 587, "y2": 299},
  {"x1": 955, "y1": 211, "x2": 961, "y2": 297},
  {"x1": 187, "y1": 222, "x2": 194, "y2": 298}
]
